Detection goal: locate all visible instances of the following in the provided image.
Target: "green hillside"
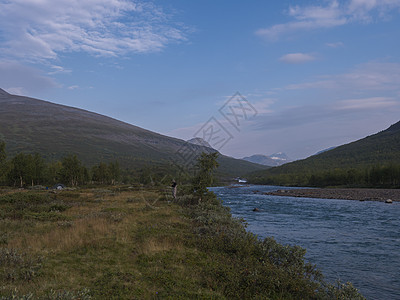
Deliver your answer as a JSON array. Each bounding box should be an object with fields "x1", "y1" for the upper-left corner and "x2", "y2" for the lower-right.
[
  {"x1": 0, "y1": 88, "x2": 265, "y2": 178},
  {"x1": 249, "y1": 122, "x2": 400, "y2": 187}
]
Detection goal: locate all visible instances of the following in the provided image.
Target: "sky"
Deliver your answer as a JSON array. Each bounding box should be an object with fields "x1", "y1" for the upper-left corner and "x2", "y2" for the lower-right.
[{"x1": 1, "y1": 0, "x2": 400, "y2": 160}]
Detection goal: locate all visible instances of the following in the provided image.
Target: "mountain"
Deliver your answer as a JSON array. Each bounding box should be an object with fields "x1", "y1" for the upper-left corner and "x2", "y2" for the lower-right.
[
  {"x1": 187, "y1": 137, "x2": 213, "y2": 149},
  {"x1": 243, "y1": 152, "x2": 291, "y2": 167},
  {"x1": 249, "y1": 121, "x2": 400, "y2": 183},
  {"x1": 0, "y1": 88, "x2": 266, "y2": 177}
]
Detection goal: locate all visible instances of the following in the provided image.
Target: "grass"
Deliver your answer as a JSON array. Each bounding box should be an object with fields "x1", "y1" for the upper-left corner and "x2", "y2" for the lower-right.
[
  {"x1": 0, "y1": 188, "x2": 220, "y2": 298},
  {"x1": 0, "y1": 188, "x2": 365, "y2": 299}
]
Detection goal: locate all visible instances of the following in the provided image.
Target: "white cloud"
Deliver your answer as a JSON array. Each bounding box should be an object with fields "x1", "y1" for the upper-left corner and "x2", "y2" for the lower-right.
[
  {"x1": 0, "y1": 60, "x2": 58, "y2": 95},
  {"x1": 0, "y1": 0, "x2": 187, "y2": 61},
  {"x1": 256, "y1": 1, "x2": 346, "y2": 40},
  {"x1": 279, "y1": 53, "x2": 317, "y2": 64},
  {"x1": 68, "y1": 85, "x2": 80, "y2": 90},
  {"x1": 335, "y1": 97, "x2": 398, "y2": 110},
  {"x1": 285, "y1": 62, "x2": 400, "y2": 92},
  {"x1": 216, "y1": 93, "x2": 274, "y2": 115},
  {"x1": 48, "y1": 65, "x2": 72, "y2": 75},
  {"x1": 256, "y1": 0, "x2": 400, "y2": 40},
  {"x1": 347, "y1": 0, "x2": 400, "y2": 21},
  {"x1": 326, "y1": 41, "x2": 344, "y2": 48},
  {"x1": 286, "y1": 80, "x2": 336, "y2": 90},
  {"x1": 247, "y1": 60, "x2": 400, "y2": 158},
  {"x1": 5, "y1": 87, "x2": 25, "y2": 95},
  {"x1": 251, "y1": 98, "x2": 275, "y2": 114}
]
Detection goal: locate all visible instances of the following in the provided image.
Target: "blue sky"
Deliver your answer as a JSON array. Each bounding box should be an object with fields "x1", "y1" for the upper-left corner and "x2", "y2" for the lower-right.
[{"x1": 1, "y1": 0, "x2": 400, "y2": 159}]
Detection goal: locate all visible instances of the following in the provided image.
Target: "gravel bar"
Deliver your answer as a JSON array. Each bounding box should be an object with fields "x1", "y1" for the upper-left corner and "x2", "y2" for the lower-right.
[{"x1": 264, "y1": 188, "x2": 399, "y2": 202}]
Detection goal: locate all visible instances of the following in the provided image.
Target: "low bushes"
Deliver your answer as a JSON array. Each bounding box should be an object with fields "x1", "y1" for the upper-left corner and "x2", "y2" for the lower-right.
[
  {"x1": 179, "y1": 191, "x2": 365, "y2": 299},
  {"x1": 0, "y1": 192, "x2": 71, "y2": 221},
  {"x1": 0, "y1": 248, "x2": 42, "y2": 282}
]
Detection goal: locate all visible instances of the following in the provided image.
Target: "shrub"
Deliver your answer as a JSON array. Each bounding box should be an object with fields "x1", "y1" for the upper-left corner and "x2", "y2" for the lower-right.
[
  {"x1": 44, "y1": 289, "x2": 92, "y2": 300},
  {"x1": 325, "y1": 281, "x2": 366, "y2": 300},
  {"x1": 0, "y1": 192, "x2": 70, "y2": 221},
  {"x1": 178, "y1": 189, "x2": 364, "y2": 299},
  {"x1": 0, "y1": 248, "x2": 42, "y2": 282}
]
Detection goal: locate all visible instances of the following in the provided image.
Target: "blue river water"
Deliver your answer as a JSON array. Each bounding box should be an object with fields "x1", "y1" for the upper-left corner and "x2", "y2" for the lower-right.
[{"x1": 209, "y1": 185, "x2": 400, "y2": 300}]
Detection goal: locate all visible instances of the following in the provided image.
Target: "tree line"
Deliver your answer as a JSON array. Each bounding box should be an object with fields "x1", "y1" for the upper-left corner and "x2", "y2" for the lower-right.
[
  {"x1": 0, "y1": 141, "x2": 120, "y2": 187},
  {"x1": 249, "y1": 164, "x2": 400, "y2": 188}
]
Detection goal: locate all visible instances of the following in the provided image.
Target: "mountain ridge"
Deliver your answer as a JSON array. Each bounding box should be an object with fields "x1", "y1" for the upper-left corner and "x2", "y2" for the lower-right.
[
  {"x1": 386, "y1": 121, "x2": 400, "y2": 132},
  {"x1": 0, "y1": 89, "x2": 266, "y2": 177},
  {"x1": 249, "y1": 120, "x2": 400, "y2": 184}
]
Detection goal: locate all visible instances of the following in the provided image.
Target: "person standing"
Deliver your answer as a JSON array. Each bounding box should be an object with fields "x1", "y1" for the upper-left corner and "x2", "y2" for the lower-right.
[{"x1": 171, "y1": 180, "x2": 177, "y2": 200}]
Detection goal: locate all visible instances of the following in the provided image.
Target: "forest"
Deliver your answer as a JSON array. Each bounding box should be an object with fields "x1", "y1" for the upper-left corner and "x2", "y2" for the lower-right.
[
  {"x1": 0, "y1": 139, "x2": 206, "y2": 188},
  {"x1": 0, "y1": 140, "x2": 131, "y2": 188},
  {"x1": 3, "y1": 137, "x2": 400, "y2": 189},
  {"x1": 249, "y1": 164, "x2": 400, "y2": 188}
]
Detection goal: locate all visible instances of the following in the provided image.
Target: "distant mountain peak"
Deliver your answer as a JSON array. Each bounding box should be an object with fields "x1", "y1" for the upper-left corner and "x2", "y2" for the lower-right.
[{"x1": 242, "y1": 153, "x2": 291, "y2": 167}]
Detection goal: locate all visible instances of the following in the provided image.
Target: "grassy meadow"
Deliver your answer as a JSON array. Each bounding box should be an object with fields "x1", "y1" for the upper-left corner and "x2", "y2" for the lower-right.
[{"x1": 0, "y1": 187, "x2": 364, "y2": 299}]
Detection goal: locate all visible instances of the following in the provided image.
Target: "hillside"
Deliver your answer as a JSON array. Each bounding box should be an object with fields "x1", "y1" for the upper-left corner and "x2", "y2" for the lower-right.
[
  {"x1": 0, "y1": 88, "x2": 265, "y2": 177},
  {"x1": 249, "y1": 121, "x2": 400, "y2": 186}
]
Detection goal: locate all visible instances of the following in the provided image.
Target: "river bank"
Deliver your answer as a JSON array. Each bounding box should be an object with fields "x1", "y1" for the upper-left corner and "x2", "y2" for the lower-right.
[
  {"x1": 263, "y1": 188, "x2": 399, "y2": 202},
  {"x1": 211, "y1": 185, "x2": 400, "y2": 299},
  {"x1": 0, "y1": 187, "x2": 364, "y2": 299}
]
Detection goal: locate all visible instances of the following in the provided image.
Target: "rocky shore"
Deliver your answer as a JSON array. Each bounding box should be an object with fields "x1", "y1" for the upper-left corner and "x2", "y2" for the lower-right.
[{"x1": 264, "y1": 188, "x2": 399, "y2": 202}]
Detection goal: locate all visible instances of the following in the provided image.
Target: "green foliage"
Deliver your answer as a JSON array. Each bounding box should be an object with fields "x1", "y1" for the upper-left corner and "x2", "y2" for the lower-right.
[
  {"x1": 43, "y1": 289, "x2": 92, "y2": 300},
  {"x1": 191, "y1": 152, "x2": 219, "y2": 201},
  {"x1": 0, "y1": 192, "x2": 70, "y2": 221},
  {"x1": 60, "y1": 154, "x2": 88, "y2": 187},
  {"x1": 179, "y1": 191, "x2": 365, "y2": 299},
  {"x1": 0, "y1": 141, "x2": 5, "y2": 167},
  {"x1": 250, "y1": 164, "x2": 400, "y2": 188},
  {"x1": 0, "y1": 141, "x2": 6, "y2": 184},
  {"x1": 7, "y1": 153, "x2": 46, "y2": 188},
  {"x1": 8, "y1": 153, "x2": 31, "y2": 188},
  {"x1": 91, "y1": 163, "x2": 110, "y2": 185},
  {"x1": 92, "y1": 161, "x2": 120, "y2": 185},
  {"x1": 325, "y1": 280, "x2": 366, "y2": 300},
  {"x1": 108, "y1": 161, "x2": 120, "y2": 185},
  {"x1": 46, "y1": 161, "x2": 62, "y2": 185},
  {"x1": 0, "y1": 289, "x2": 91, "y2": 300},
  {"x1": 31, "y1": 153, "x2": 46, "y2": 186},
  {"x1": 0, "y1": 248, "x2": 42, "y2": 282}
]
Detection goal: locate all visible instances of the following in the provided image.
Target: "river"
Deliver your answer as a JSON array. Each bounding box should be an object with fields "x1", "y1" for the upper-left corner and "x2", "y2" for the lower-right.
[{"x1": 209, "y1": 185, "x2": 400, "y2": 300}]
